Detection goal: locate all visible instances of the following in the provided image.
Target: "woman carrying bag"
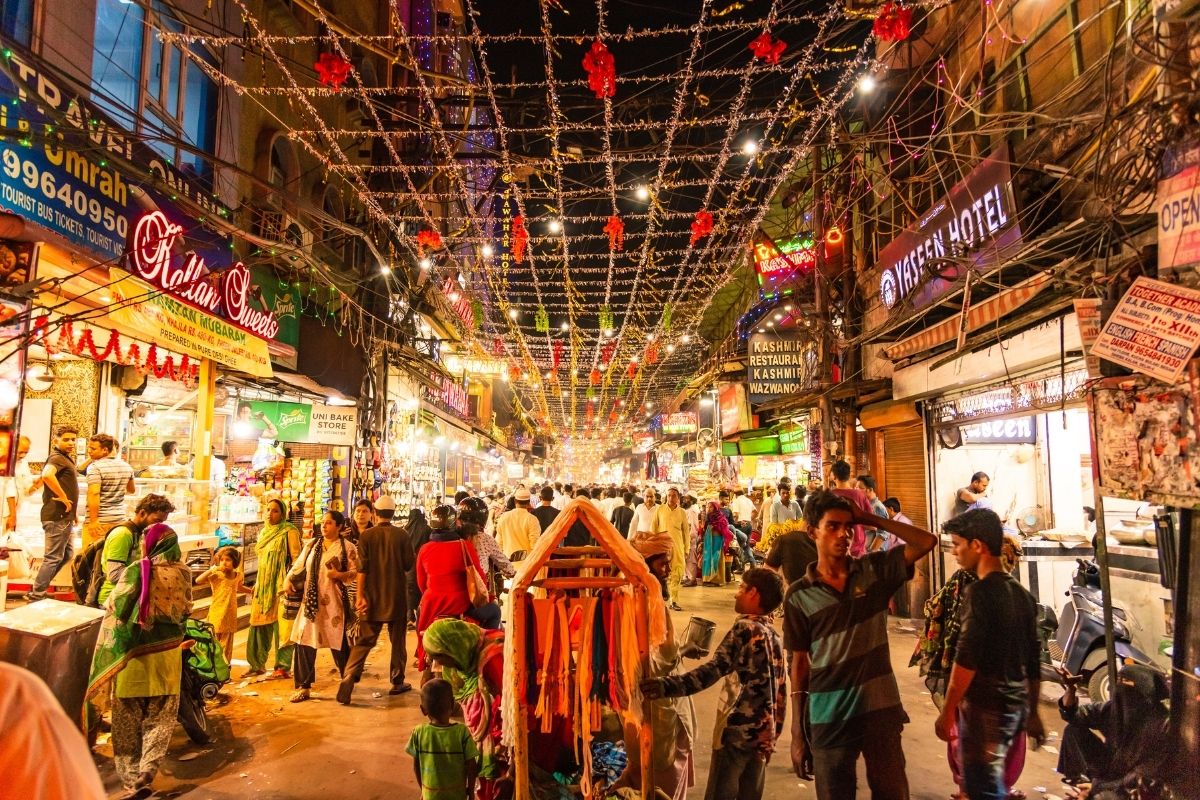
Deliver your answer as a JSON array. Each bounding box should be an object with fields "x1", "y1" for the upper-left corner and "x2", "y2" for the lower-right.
[
  {"x1": 246, "y1": 499, "x2": 302, "y2": 678},
  {"x1": 286, "y1": 510, "x2": 359, "y2": 703}
]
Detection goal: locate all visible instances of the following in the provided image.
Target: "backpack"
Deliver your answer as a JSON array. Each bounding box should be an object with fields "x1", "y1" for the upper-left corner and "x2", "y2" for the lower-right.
[{"x1": 71, "y1": 523, "x2": 130, "y2": 608}]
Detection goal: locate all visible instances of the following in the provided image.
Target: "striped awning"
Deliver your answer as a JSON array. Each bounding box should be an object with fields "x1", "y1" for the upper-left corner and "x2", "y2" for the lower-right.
[{"x1": 883, "y1": 272, "x2": 1054, "y2": 360}]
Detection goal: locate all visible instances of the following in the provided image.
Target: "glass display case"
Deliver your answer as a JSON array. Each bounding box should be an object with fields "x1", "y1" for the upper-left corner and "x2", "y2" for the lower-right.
[{"x1": 126, "y1": 410, "x2": 194, "y2": 473}]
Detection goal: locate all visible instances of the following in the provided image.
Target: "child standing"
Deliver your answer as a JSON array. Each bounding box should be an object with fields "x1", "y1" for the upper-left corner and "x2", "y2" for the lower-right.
[
  {"x1": 642, "y1": 567, "x2": 787, "y2": 800},
  {"x1": 196, "y1": 546, "x2": 248, "y2": 661},
  {"x1": 406, "y1": 679, "x2": 479, "y2": 800}
]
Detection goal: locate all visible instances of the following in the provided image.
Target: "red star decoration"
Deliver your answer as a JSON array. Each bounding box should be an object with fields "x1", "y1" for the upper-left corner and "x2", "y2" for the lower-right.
[
  {"x1": 690, "y1": 209, "x2": 714, "y2": 246},
  {"x1": 873, "y1": 3, "x2": 913, "y2": 42},
  {"x1": 604, "y1": 215, "x2": 624, "y2": 252},
  {"x1": 512, "y1": 215, "x2": 529, "y2": 264},
  {"x1": 581, "y1": 40, "x2": 617, "y2": 100},
  {"x1": 748, "y1": 32, "x2": 786, "y2": 65},
  {"x1": 314, "y1": 52, "x2": 352, "y2": 90}
]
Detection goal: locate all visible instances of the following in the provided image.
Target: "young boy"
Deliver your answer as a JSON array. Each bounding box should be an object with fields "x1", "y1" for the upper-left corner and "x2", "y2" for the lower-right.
[
  {"x1": 641, "y1": 567, "x2": 787, "y2": 800},
  {"x1": 406, "y1": 679, "x2": 479, "y2": 800}
]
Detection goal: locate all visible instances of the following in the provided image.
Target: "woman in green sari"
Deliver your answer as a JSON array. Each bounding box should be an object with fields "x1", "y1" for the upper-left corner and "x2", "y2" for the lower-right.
[
  {"x1": 247, "y1": 499, "x2": 303, "y2": 677},
  {"x1": 87, "y1": 523, "x2": 192, "y2": 799}
]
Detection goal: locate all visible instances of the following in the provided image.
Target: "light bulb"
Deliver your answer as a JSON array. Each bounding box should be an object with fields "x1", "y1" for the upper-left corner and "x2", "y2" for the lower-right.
[
  {"x1": 481, "y1": 244, "x2": 494, "y2": 257},
  {"x1": 859, "y1": 75, "x2": 877, "y2": 94},
  {"x1": 635, "y1": 185, "x2": 649, "y2": 200},
  {"x1": 508, "y1": 308, "x2": 519, "y2": 319},
  {"x1": 742, "y1": 139, "x2": 759, "y2": 155},
  {"x1": 419, "y1": 257, "x2": 432, "y2": 269},
  {"x1": 548, "y1": 219, "x2": 562, "y2": 233}
]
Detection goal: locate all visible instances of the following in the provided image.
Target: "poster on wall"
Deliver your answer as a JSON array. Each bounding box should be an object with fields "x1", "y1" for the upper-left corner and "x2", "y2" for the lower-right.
[
  {"x1": 1090, "y1": 364, "x2": 1200, "y2": 506},
  {"x1": 718, "y1": 382, "x2": 752, "y2": 436},
  {"x1": 1088, "y1": 276, "x2": 1200, "y2": 384},
  {"x1": 1073, "y1": 298, "x2": 1103, "y2": 379},
  {"x1": 234, "y1": 400, "x2": 357, "y2": 445}
]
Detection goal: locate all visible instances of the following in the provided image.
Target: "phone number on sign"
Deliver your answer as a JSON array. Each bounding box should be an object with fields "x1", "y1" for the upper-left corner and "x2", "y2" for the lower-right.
[{"x1": 0, "y1": 148, "x2": 128, "y2": 241}]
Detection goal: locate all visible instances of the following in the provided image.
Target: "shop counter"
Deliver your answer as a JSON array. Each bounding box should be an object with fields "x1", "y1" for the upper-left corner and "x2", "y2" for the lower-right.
[{"x1": 0, "y1": 599, "x2": 105, "y2": 724}]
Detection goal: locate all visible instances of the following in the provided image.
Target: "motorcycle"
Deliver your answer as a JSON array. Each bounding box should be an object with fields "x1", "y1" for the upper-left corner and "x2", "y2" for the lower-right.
[
  {"x1": 1037, "y1": 558, "x2": 1161, "y2": 702},
  {"x1": 177, "y1": 618, "x2": 231, "y2": 745}
]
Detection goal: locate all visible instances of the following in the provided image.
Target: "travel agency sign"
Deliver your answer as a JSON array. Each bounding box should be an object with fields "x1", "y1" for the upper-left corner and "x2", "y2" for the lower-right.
[{"x1": 877, "y1": 147, "x2": 1023, "y2": 314}]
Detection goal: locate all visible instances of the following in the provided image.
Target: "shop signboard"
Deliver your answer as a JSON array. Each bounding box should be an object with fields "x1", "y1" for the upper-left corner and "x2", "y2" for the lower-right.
[
  {"x1": 960, "y1": 416, "x2": 1036, "y2": 444},
  {"x1": 309, "y1": 403, "x2": 357, "y2": 446},
  {"x1": 1089, "y1": 276, "x2": 1200, "y2": 384},
  {"x1": 251, "y1": 268, "x2": 300, "y2": 370},
  {"x1": 1157, "y1": 139, "x2": 1200, "y2": 273},
  {"x1": 662, "y1": 412, "x2": 698, "y2": 435},
  {"x1": 0, "y1": 40, "x2": 229, "y2": 265},
  {"x1": 748, "y1": 329, "x2": 817, "y2": 402},
  {"x1": 777, "y1": 422, "x2": 809, "y2": 455},
  {"x1": 876, "y1": 146, "x2": 1022, "y2": 315},
  {"x1": 1073, "y1": 298, "x2": 1104, "y2": 379},
  {"x1": 718, "y1": 382, "x2": 751, "y2": 436},
  {"x1": 240, "y1": 401, "x2": 311, "y2": 442},
  {"x1": 752, "y1": 231, "x2": 815, "y2": 280}
]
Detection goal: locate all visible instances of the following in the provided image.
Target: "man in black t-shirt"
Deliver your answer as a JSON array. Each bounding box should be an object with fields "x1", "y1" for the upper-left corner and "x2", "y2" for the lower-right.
[
  {"x1": 531, "y1": 485, "x2": 560, "y2": 533},
  {"x1": 935, "y1": 509, "x2": 1045, "y2": 799},
  {"x1": 610, "y1": 492, "x2": 635, "y2": 538},
  {"x1": 28, "y1": 426, "x2": 80, "y2": 601},
  {"x1": 765, "y1": 528, "x2": 817, "y2": 588}
]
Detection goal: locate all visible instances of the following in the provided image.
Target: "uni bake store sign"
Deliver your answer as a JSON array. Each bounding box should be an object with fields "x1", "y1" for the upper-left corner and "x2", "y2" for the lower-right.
[{"x1": 877, "y1": 146, "x2": 1023, "y2": 315}]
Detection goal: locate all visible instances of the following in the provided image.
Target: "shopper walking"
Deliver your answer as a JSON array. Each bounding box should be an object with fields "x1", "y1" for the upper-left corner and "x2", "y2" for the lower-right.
[
  {"x1": 652, "y1": 487, "x2": 689, "y2": 611},
  {"x1": 345, "y1": 498, "x2": 374, "y2": 545},
  {"x1": 81, "y1": 433, "x2": 135, "y2": 548},
  {"x1": 87, "y1": 523, "x2": 192, "y2": 799},
  {"x1": 935, "y1": 509, "x2": 1045, "y2": 800},
  {"x1": 406, "y1": 507, "x2": 432, "y2": 628},
  {"x1": 339, "y1": 495, "x2": 415, "y2": 702},
  {"x1": 287, "y1": 510, "x2": 359, "y2": 702},
  {"x1": 27, "y1": 426, "x2": 79, "y2": 601},
  {"x1": 96, "y1": 494, "x2": 175, "y2": 606},
  {"x1": 701, "y1": 500, "x2": 733, "y2": 586},
  {"x1": 784, "y1": 490, "x2": 937, "y2": 800},
  {"x1": 247, "y1": 499, "x2": 302, "y2": 678},
  {"x1": 496, "y1": 487, "x2": 541, "y2": 556}
]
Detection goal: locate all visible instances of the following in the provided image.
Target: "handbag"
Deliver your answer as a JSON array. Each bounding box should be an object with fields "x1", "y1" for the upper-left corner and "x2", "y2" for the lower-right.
[
  {"x1": 461, "y1": 541, "x2": 489, "y2": 609},
  {"x1": 281, "y1": 540, "x2": 313, "y2": 621},
  {"x1": 338, "y1": 536, "x2": 357, "y2": 623}
]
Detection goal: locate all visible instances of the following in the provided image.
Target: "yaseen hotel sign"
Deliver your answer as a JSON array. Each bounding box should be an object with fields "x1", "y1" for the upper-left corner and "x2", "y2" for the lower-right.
[{"x1": 877, "y1": 146, "x2": 1023, "y2": 314}]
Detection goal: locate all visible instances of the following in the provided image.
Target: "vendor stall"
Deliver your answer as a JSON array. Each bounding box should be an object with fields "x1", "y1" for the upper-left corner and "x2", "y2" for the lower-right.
[{"x1": 503, "y1": 499, "x2": 666, "y2": 800}]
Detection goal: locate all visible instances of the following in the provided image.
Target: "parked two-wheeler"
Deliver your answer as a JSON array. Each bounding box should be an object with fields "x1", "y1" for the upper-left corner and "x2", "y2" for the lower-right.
[
  {"x1": 1037, "y1": 559, "x2": 1161, "y2": 702},
  {"x1": 178, "y1": 618, "x2": 231, "y2": 745}
]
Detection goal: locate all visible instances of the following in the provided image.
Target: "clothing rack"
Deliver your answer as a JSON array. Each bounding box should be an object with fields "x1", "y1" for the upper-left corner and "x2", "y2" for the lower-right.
[{"x1": 503, "y1": 499, "x2": 669, "y2": 800}]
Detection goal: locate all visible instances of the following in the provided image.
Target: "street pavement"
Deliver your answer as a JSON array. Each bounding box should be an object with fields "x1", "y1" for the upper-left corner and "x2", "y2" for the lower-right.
[{"x1": 92, "y1": 580, "x2": 1072, "y2": 799}]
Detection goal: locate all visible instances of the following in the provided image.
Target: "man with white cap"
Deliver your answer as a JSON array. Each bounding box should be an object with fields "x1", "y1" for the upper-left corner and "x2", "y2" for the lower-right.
[
  {"x1": 495, "y1": 486, "x2": 540, "y2": 558},
  {"x1": 338, "y1": 495, "x2": 415, "y2": 704}
]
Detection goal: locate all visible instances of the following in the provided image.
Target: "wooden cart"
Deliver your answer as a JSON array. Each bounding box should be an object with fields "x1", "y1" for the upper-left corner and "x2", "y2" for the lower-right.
[{"x1": 502, "y1": 498, "x2": 669, "y2": 800}]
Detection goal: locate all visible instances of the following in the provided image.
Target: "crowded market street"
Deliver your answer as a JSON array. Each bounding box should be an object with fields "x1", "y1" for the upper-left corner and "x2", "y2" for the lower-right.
[{"x1": 1, "y1": 0, "x2": 1198, "y2": 799}]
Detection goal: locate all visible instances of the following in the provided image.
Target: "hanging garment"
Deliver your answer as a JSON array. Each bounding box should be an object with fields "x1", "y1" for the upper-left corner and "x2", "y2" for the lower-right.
[{"x1": 534, "y1": 593, "x2": 572, "y2": 733}]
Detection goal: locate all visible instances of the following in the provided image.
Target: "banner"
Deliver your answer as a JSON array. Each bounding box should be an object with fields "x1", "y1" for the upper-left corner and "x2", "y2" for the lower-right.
[
  {"x1": 234, "y1": 400, "x2": 356, "y2": 445},
  {"x1": 309, "y1": 403, "x2": 358, "y2": 446},
  {"x1": 252, "y1": 268, "x2": 299, "y2": 369},
  {"x1": 1089, "y1": 276, "x2": 1200, "y2": 384},
  {"x1": 748, "y1": 329, "x2": 818, "y2": 402},
  {"x1": 109, "y1": 275, "x2": 273, "y2": 376}
]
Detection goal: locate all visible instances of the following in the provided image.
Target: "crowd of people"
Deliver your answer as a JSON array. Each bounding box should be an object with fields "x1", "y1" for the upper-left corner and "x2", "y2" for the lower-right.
[{"x1": 2, "y1": 436, "x2": 1178, "y2": 800}]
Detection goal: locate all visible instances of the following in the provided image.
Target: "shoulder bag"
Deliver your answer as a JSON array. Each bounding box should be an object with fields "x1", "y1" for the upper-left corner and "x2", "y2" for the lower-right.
[{"x1": 461, "y1": 540, "x2": 489, "y2": 608}]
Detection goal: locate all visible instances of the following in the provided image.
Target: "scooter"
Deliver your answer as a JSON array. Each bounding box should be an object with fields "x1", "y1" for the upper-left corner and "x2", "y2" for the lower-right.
[{"x1": 1037, "y1": 559, "x2": 1160, "y2": 702}]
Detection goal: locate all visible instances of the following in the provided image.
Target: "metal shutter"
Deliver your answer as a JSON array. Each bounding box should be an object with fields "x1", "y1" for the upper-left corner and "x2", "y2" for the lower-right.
[{"x1": 883, "y1": 422, "x2": 929, "y2": 531}]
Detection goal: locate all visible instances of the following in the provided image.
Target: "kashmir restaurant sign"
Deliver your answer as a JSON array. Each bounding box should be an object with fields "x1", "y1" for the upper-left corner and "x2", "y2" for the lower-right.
[
  {"x1": 748, "y1": 329, "x2": 817, "y2": 402},
  {"x1": 877, "y1": 147, "x2": 1023, "y2": 314},
  {"x1": 109, "y1": 211, "x2": 279, "y2": 377}
]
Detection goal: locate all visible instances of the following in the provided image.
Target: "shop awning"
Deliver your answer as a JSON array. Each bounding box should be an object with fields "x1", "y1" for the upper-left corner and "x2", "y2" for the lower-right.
[
  {"x1": 272, "y1": 370, "x2": 356, "y2": 403},
  {"x1": 859, "y1": 399, "x2": 922, "y2": 429},
  {"x1": 882, "y1": 272, "x2": 1055, "y2": 360}
]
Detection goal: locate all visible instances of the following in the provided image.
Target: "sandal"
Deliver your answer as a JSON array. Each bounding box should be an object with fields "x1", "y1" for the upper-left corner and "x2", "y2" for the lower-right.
[{"x1": 290, "y1": 688, "x2": 310, "y2": 703}]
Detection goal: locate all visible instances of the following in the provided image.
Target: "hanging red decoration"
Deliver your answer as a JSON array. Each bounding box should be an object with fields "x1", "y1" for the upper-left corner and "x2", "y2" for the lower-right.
[
  {"x1": 626, "y1": 360, "x2": 638, "y2": 379},
  {"x1": 690, "y1": 209, "x2": 714, "y2": 246},
  {"x1": 581, "y1": 40, "x2": 617, "y2": 101},
  {"x1": 873, "y1": 3, "x2": 913, "y2": 42},
  {"x1": 600, "y1": 340, "x2": 617, "y2": 365},
  {"x1": 512, "y1": 215, "x2": 529, "y2": 264},
  {"x1": 603, "y1": 215, "x2": 624, "y2": 252},
  {"x1": 508, "y1": 364, "x2": 522, "y2": 383},
  {"x1": 589, "y1": 368, "x2": 602, "y2": 386},
  {"x1": 492, "y1": 337, "x2": 506, "y2": 356},
  {"x1": 645, "y1": 343, "x2": 658, "y2": 365},
  {"x1": 748, "y1": 32, "x2": 787, "y2": 65},
  {"x1": 552, "y1": 340, "x2": 564, "y2": 370},
  {"x1": 315, "y1": 52, "x2": 353, "y2": 90},
  {"x1": 416, "y1": 228, "x2": 443, "y2": 256},
  {"x1": 35, "y1": 318, "x2": 198, "y2": 385},
  {"x1": 609, "y1": 411, "x2": 619, "y2": 424}
]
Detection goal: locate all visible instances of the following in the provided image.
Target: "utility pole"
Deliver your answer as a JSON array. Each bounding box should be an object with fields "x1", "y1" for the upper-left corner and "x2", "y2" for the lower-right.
[{"x1": 813, "y1": 145, "x2": 835, "y2": 479}]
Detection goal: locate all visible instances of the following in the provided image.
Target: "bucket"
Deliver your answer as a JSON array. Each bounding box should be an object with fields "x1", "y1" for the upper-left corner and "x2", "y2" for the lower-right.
[{"x1": 679, "y1": 616, "x2": 716, "y2": 657}]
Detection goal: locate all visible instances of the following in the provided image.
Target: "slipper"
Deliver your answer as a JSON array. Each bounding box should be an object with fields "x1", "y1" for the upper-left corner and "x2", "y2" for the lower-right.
[{"x1": 290, "y1": 689, "x2": 310, "y2": 703}]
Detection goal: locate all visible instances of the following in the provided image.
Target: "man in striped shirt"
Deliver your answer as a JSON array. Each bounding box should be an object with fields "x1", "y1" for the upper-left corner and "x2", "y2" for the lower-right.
[
  {"x1": 783, "y1": 490, "x2": 937, "y2": 800},
  {"x1": 82, "y1": 434, "x2": 135, "y2": 548}
]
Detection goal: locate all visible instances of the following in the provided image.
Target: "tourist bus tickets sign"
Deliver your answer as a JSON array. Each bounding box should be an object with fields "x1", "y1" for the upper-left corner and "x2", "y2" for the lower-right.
[{"x1": 1089, "y1": 276, "x2": 1200, "y2": 384}]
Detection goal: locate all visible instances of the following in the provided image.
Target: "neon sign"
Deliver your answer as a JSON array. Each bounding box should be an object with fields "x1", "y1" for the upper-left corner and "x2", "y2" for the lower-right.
[
  {"x1": 128, "y1": 211, "x2": 279, "y2": 339},
  {"x1": 753, "y1": 234, "x2": 816, "y2": 278}
]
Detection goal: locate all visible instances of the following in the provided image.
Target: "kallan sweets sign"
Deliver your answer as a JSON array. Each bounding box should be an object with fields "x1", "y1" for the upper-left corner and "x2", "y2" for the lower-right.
[{"x1": 127, "y1": 211, "x2": 280, "y2": 339}]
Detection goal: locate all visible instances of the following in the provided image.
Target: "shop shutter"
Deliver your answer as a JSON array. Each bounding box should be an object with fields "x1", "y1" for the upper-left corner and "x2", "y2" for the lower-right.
[{"x1": 883, "y1": 422, "x2": 929, "y2": 531}]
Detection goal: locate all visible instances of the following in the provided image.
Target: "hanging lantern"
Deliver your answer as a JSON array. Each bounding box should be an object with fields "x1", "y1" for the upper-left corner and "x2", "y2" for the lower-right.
[
  {"x1": 604, "y1": 215, "x2": 624, "y2": 252},
  {"x1": 626, "y1": 361, "x2": 637, "y2": 379},
  {"x1": 617, "y1": 383, "x2": 627, "y2": 397},
  {"x1": 508, "y1": 364, "x2": 522, "y2": 383},
  {"x1": 600, "y1": 340, "x2": 617, "y2": 365},
  {"x1": 748, "y1": 32, "x2": 787, "y2": 65},
  {"x1": 512, "y1": 215, "x2": 529, "y2": 263},
  {"x1": 581, "y1": 40, "x2": 617, "y2": 100},
  {"x1": 315, "y1": 52, "x2": 353, "y2": 89},
  {"x1": 690, "y1": 209, "x2": 714, "y2": 246},
  {"x1": 599, "y1": 306, "x2": 614, "y2": 330},
  {"x1": 662, "y1": 303, "x2": 673, "y2": 332},
  {"x1": 534, "y1": 306, "x2": 549, "y2": 333},
  {"x1": 873, "y1": 2, "x2": 913, "y2": 42},
  {"x1": 586, "y1": 387, "x2": 596, "y2": 400},
  {"x1": 645, "y1": 343, "x2": 658, "y2": 365}
]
